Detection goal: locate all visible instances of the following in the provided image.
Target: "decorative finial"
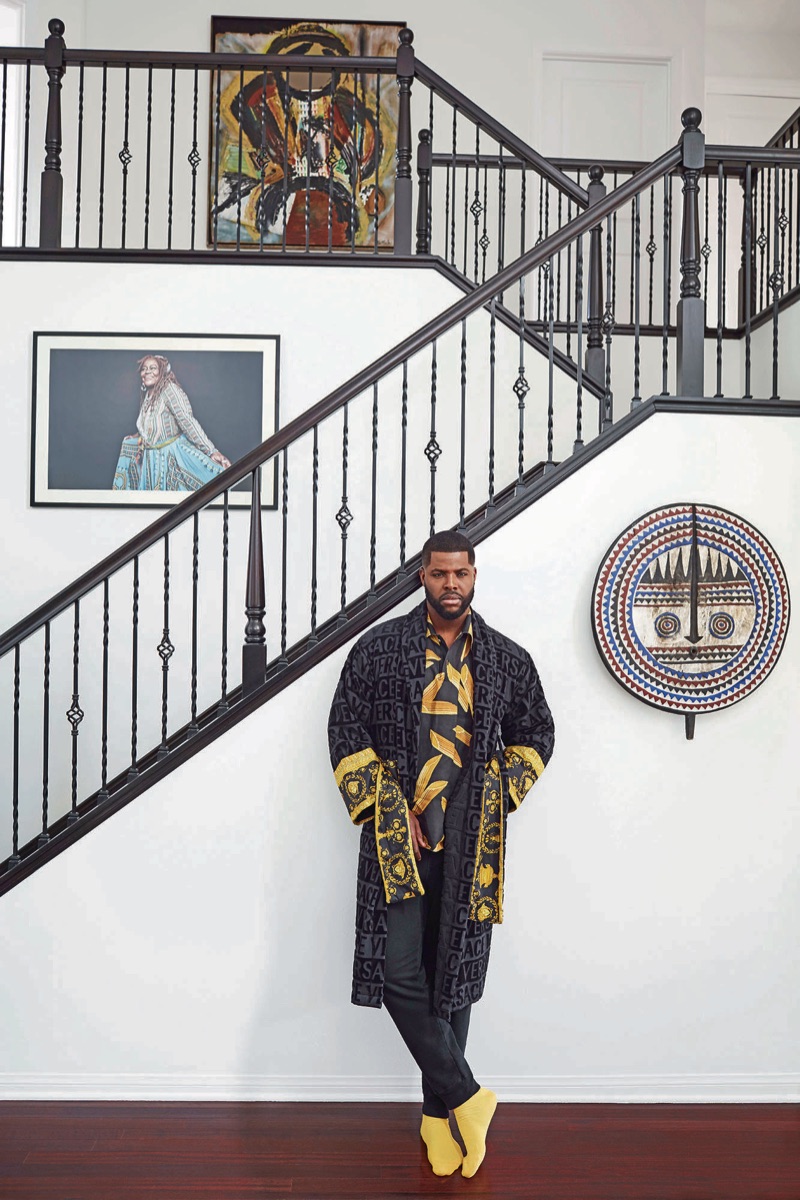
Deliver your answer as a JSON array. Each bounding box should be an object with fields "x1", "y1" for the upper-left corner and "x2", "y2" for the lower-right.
[
  {"x1": 588, "y1": 164, "x2": 604, "y2": 182},
  {"x1": 48, "y1": 18, "x2": 65, "y2": 36},
  {"x1": 419, "y1": 128, "x2": 431, "y2": 144},
  {"x1": 399, "y1": 28, "x2": 414, "y2": 46},
  {"x1": 681, "y1": 107, "x2": 702, "y2": 132}
]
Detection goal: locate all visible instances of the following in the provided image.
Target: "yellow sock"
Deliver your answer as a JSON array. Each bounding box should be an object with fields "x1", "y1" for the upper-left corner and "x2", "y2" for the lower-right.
[
  {"x1": 453, "y1": 1086, "x2": 497, "y2": 1178},
  {"x1": 420, "y1": 1114, "x2": 463, "y2": 1176}
]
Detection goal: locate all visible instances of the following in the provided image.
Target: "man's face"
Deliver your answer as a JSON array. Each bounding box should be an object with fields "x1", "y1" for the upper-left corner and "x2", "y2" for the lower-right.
[{"x1": 419, "y1": 550, "x2": 477, "y2": 622}]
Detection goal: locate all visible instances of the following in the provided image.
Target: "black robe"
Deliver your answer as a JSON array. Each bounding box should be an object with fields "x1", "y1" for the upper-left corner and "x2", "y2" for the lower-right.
[{"x1": 328, "y1": 600, "x2": 555, "y2": 1018}]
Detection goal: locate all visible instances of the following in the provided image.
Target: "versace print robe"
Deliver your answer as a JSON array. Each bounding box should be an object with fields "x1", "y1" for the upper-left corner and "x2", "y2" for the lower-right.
[{"x1": 328, "y1": 600, "x2": 555, "y2": 1018}]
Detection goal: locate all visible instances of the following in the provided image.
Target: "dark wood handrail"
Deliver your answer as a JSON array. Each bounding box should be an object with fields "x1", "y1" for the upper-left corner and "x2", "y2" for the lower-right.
[
  {"x1": 0, "y1": 140, "x2": 683, "y2": 658},
  {"x1": 765, "y1": 103, "x2": 800, "y2": 149},
  {"x1": 414, "y1": 59, "x2": 589, "y2": 208},
  {"x1": 61, "y1": 49, "x2": 397, "y2": 71},
  {"x1": 706, "y1": 144, "x2": 800, "y2": 166}
]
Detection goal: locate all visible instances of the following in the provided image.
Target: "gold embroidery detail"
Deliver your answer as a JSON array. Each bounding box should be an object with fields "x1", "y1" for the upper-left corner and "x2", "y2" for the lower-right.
[
  {"x1": 334, "y1": 746, "x2": 380, "y2": 787},
  {"x1": 334, "y1": 747, "x2": 381, "y2": 824},
  {"x1": 374, "y1": 761, "x2": 424, "y2": 904},
  {"x1": 425, "y1": 648, "x2": 443, "y2": 667},
  {"x1": 504, "y1": 744, "x2": 546, "y2": 809},
  {"x1": 430, "y1": 729, "x2": 462, "y2": 767},
  {"x1": 469, "y1": 756, "x2": 504, "y2": 924},
  {"x1": 421, "y1": 672, "x2": 459, "y2": 716},
  {"x1": 453, "y1": 725, "x2": 472, "y2": 746},
  {"x1": 413, "y1": 754, "x2": 448, "y2": 813}
]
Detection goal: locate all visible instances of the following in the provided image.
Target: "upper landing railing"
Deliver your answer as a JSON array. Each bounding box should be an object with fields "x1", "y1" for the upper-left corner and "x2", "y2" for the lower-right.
[{"x1": 0, "y1": 18, "x2": 584, "y2": 256}]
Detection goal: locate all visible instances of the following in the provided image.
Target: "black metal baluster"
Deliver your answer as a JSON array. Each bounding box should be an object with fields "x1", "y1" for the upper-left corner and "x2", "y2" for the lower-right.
[
  {"x1": 219, "y1": 489, "x2": 230, "y2": 705},
  {"x1": 373, "y1": 72, "x2": 381, "y2": 255},
  {"x1": 480, "y1": 163, "x2": 489, "y2": 283},
  {"x1": 369, "y1": 385, "x2": 379, "y2": 595},
  {"x1": 234, "y1": 65, "x2": 245, "y2": 249},
  {"x1": 610, "y1": 174, "x2": 618, "y2": 328},
  {"x1": 307, "y1": 68, "x2": 312, "y2": 254},
  {"x1": 449, "y1": 106, "x2": 457, "y2": 265},
  {"x1": 9, "y1": 645, "x2": 20, "y2": 865},
  {"x1": 189, "y1": 68, "x2": 200, "y2": 250},
  {"x1": 565, "y1": 197, "x2": 573, "y2": 358},
  {"x1": 602, "y1": 214, "x2": 614, "y2": 430},
  {"x1": 281, "y1": 69, "x2": 289, "y2": 253},
  {"x1": 39, "y1": 622, "x2": 51, "y2": 846},
  {"x1": 336, "y1": 403, "x2": 352, "y2": 619},
  {"x1": 189, "y1": 512, "x2": 199, "y2": 735},
  {"x1": 167, "y1": 66, "x2": 176, "y2": 250},
  {"x1": 487, "y1": 297, "x2": 497, "y2": 509},
  {"x1": 744, "y1": 162, "x2": 753, "y2": 399},
  {"x1": 98, "y1": 63, "x2": 107, "y2": 248},
  {"x1": 471, "y1": 128, "x2": 481, "y2": 282},
  {"x1": 157, "y1": 535, "x2": 174, "y2": 759},
  {"x1": 427, "y1": 88, "x2": 434, "y2": 255},
  {"x1": 66, "y1": 600, "x2": 84, "y2": 822},
  {"x1": 20, "y1": 60, "x2": 30, "y2": 247},
  {"x1": 129, "y1": 555, "x2": 139, "y2": 777},
  {"x1": 715, "y1": 164, "x2": 724, "y2": 396},
  {"x1": 545, "y1": 255, "x2": 556, "y2": 471},
  {"x1": 0, "y1": 59, "x2": 8, "y2": 244},
  {"x1": 309, "y1": 427, "x2": 319, "y2": 643},
  {"x1": 701, "y1": 173, "x2": 711, "y2": 312},
  {"x1": 574, "y1": 236, "x2": 585, "y2": 453},
  {"x1": 497, "y1": 143, "x2": 506, "y2": 276},
  {"x1": 514, "y1": 275, "x2": 529, "y2": 490},
  {"x1": 459, "y1": 318, "x2": 467, "y2": 526},
  {"x1": 647, "y1": 185, "x2": 656, "y2": 326},
  {"x1": 259, "y1": 68, "x2": 267, "y2": 253},
  {"x1": 98, "y1": 578, "x2": 110, "y2": 801},
  {"x1": 73, "y1": 62, "x2": 83, "y2": 247},
  {"x1": 118, "y1": 64, "x2": 131, "y2": 249},
  {"x1": 144, "y1": 66, "x2": 153, "y2": 249},
  {"x1": 213, "y1": 67, "x2": 221, "y2": 250},
  {"x1": 399, "y1": 361, "x2": 408, "y2": 573},
  {"x1": 787, "y1": 164, "x2": 794, "y2": 293},
  {"x1": 326, "y1": 68, "x2": 335, "y2": 254},
  {"x1": 279, "y1": 455, "x2": 288, "y2": 665},
  {"x1": 757, "y1": 168, "x2": 766, "y2": 311},
  {"x1": 243, "y1": 470, "x2": 267, "y2": 691},
  {"x1": 721, "y1": 172, "x2": 728, "y2": 338},
  {"x1": 426, "y1": 341, "x2": 440, "y2": 536},
  {"x1": 536, "y1": 171, "x2": 544, "y2": 320},
  {"x1": 462, "y1": 160, "x2": 470, "y2": 277},
  {"x1": 631, "y1": 193, "x2": 641, "y2": 409},
  {"x1": 556, "y1": 192, "x2": 563, "y2": 322},
  {"x1": 771, "y1": 164, "x2": 783, "y2": 399},
  {"x1": 661, "y1": 174, "x2": 671, "y2": 395}
]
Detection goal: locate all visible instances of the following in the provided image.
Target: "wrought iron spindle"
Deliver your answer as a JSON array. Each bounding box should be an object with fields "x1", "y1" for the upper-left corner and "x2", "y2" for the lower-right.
[
  {"x1": 399, "y1": 361, "x2": 408, "y2": 573},
  {"x1": 119, "y1": 64, "x2": 131, "y2": 248},
  {"x1": 701, "y1": 173, "x2": 711, "y2": 311},
  {"x1": 74, "y1": 63, "x2": 84, "y2": 247},
  {"x1": 281, "y1": 69, "x2": 289, "y2": 253},
  {"x1": 744, "y1": 162, "x2": 753, "y2": 399},
  {"x1": 278, "y1": 453, "x2": 288, "y2": 663},
  {"x1": 721, "y1": 173, "x2": 728, "y2": 335},
  {"x1": 715, "y1": 163, "x2": 724, "y2": 397},
  {"x1": 213, "y1": 67, "x2": 221, "y2": 249},
  {"x1": 257, "y1": 69, "x2": 268, "y2": 253},
  {"x1": 326, "y1": 68, "x2": 335, "y2": 254},
  {"x1": 243, "y1": 470, "x2": 267, "y2": 692},
  {"x1": 10, "y1": 644, "x2": 20, "y2": 865},
  {"x1": 307, "y1": 69, "x2": 313, "y2": 254},
  {"x1": 309, "y1": 428, "x2": 319, "y2": 643},
  {"x1": 449, "y1": 106, "x2": 457, "y2": 264},
  {"x1": 98, "y1": 577, "x2": 110, "y2": 801},
  {"x1": 646, "y1": 185, "x2": 656, "y2": 326},
  {"x1": 487, "y1": 297, "x2": 496, "y2": 509},
  {"x1": 157, "y1": 535, "x2": 174, "y2": 759},
  {"x1": 426, "y1": 341, "x2": 440, "y2": 536},
  {"x1": 235, "y1": 66, "x2": 244, "y2": 251},
  {"x1": 189, "y1": 512, "x2": 199, "y2": 734},
  {"x1": 545, "y1": 255, "x2": 556, "y2": 470},
  {"x1": 565, "y1": 197, "x2": 573, "y2": 358},
  {"x1": 536, "y1": 171, "x2": 544, "y2": 320},
  {"x1": 337, "y1": 403, "x2": 352, "y2": 618},
  {"x1": 480, "y1": 163, "x2": 489, "y2": 283},
  {"x1": 144, "y1": 66, "x2": 153, "y2": 249},
  {"x1": 369, "y1": 385, "x2": 379, "y2": 595},
  {"x1": 514, "y1": 235, "x2": 530, "y2": 488},
  {"x1": 21, "y1": 60, "x2": 30, "y2": 247},
  {"x1": 66, "y1": 600, "x2": 83, "y2": 822},
  {"x1": 771, "y1": 164, "x2": 783, "y2": 400},
  {"x1": 574, "y1": 236, "x2": 585, "y2": 453},
  {"x1": 373, "y1": 72, "x2": 381, "y2": 255},
  {"x1": 458, "y1": 318, "x2": 467, "y2": 526},
  {"x1": 98, "y1": 64, "x2": 108, "y2": 248},
  {"x1": 167, "y1": 66, "x2": 177, "y2": 249},
  {"x1": 189, "y1": 68, "x2": 200, "y2": 250},
  {"x1": 602, "y1": 215, "x2": 614, "y2": 431},
  {"x1": 757, "y1": 168, "x2": 766, "y2": 311},
  {"x1": 471, "y1": 128, "x2": 481, "y2": 282},
  {"x1": 462, "y1": 161, "x2": 470, "y2": 277},
  {"x1": 788, "y1": 163, "x2": 795, "y2": 293},
  {"x1": 220, "y1": 490, "x2": 230, "y2": 705},
  {"x1": 1, "y1": 59, "x2": 8, "y2": 244},
  {"x1": 661, "y1": 174, "x2": 672, "y2": 395},
  {"x1": 39, "y1": 622, "x2": 51, "y2": 846},
  {"x1": 631, "y1": 192, "x2": 641, "y2": 409},
  {"x1": 427, "y1": 87, "x2": 434, "y2": 254},
  {"x1": 129, "y1": 555, "x2": 139, "y2": 777},
  {"x1": 497, "y1": 143, "x2": 506, "y2": 277}
]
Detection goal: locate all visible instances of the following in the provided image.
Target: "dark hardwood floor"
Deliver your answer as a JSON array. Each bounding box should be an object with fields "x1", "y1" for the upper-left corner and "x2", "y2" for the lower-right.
[{"x1": 1, "y1": 1101, "x2": 798, "y2": 1199}]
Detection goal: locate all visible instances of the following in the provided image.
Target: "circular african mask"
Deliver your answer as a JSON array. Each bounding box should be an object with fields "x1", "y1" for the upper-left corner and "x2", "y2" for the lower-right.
[{"x1": 592, "y1": 504, "x2": 790, "y2": 715}]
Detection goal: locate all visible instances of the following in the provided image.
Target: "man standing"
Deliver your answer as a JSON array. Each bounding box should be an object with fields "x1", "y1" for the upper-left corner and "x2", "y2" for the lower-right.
[{"x1": 328, "y1": 531, "x2": 555, "y2": 1178}]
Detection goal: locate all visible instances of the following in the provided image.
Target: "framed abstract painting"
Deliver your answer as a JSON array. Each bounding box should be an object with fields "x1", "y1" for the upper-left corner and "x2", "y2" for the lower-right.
[
  {"x1": 209, "y1": 16, "x2": 405, "y2": 250},
  {"x1": 31, "y1": 332, "x2": 280, "y2": 509}
]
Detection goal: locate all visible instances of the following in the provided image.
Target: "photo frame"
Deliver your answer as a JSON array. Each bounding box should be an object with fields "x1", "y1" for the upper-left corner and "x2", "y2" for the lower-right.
[
  {"x1": 31, "y1": 332, "x2": 280, "y2": 509},
  {"x1": 209, "y1": 16, "x2": 405, "y2": 250}
]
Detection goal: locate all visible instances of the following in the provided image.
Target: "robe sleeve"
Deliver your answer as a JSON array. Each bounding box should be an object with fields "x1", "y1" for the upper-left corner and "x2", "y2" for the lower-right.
[
  {"x1": 328, "y1": 637, "x2": 381, "y2": 826},
  {"x1": 165, "y1": 382, "x2": 217, "y2": 456},
  {"x1": 500, "y1": 651, "x2": 555, "y2": 811}
]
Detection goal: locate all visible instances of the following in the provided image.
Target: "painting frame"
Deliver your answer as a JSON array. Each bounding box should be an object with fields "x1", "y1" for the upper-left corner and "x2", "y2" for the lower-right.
[
  {"x1": 31, "y1": 331, "x2": 280, "y2": 510},
  {"x1": 208, "y1": 15, "x2": 406, "y2": 251}
]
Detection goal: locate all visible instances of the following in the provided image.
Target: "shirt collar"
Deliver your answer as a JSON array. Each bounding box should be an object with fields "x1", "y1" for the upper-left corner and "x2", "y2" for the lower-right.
[{"x1": 426, "y1": 610, "x2": 473, "y2": 655}]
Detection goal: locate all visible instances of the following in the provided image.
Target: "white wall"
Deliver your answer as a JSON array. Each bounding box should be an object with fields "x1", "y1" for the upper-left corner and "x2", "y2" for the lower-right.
[{"x1": 0, "y1": 405, "x2": 798, "y2": 1102}]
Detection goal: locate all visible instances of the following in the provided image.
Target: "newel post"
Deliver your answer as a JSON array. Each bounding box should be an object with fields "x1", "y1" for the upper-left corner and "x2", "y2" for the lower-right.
[
  {"x1": 676, "y1": 107, "x2": 705, "y2": 397},
  {"x1": 39, "y1": 18, "x2": 66, "y2": 249},
  {"x1": 415, "y1": 129, "x2": 432, "y2": 254},
  {"x1": 242, "y1": 468, "x2": 267, "y2": 696},
  {"x1": 394, "y1": 27, "x2": 415, "y2": 255},
  {"x1": 584, "y1": 164, "x2": 606, "y2": 388}
]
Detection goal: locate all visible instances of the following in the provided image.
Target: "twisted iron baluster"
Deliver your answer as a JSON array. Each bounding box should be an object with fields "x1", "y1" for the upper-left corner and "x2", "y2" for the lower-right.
[
  {"x1": 168, "y1": 66, "x2": 177, "y2": 249},
  {"x1": 574, "y1": 236, "x2": 585, "y2": 452},
  {"x1": 144, "y1": 66, "x2": 153, "y2": 249},
  {"x1": 373, "y1": 72, "x2": 381, "y2": 255},
  {"x1": 545, "y1": 255, "x2": 555, "y2": 470},
  {"x1": 219, "y1": 491, "x2": 230, "y2": 709},
  {"x1": 129, "y1": 555, "x2": 139, "y2": 777},
  {"x1": 236, "y1": 66, "x2": 244, "y2": 250},
  {"x1": 369, "y1": 385, "x2": 379, "y2": 596},
  {"x1": 73, "y1": 62, "x2": 84, "y2": 247},
  {"x1": 515, "y1": 172, "x2": 529, "y2": 489},
  {"x1": 67, "y1": 600, "x2": 84, "y2": 822},
  {"x1": 188, "y1": 67, "x2": 201, "y2": 250},
  {"x1": 279, "y1": 457, "x2": 288, "y2": 665},
  {"x1": 213, "y1": 67, "x2": 221, "y2": 249},
  {"x1": 98, "y1": 64, "x2": 107, "y2": 248},
  {"x1": 661, "y1": 174, "x2": 671, "y2": 395},
  {"x1": 449, "y1": 106, "x2": 457, "y2": 265},
  {"x1": 426, "y1": 342, "x2": 440, "y2": 536},
  {"x1": 602, "y1": 214, "x2": 614, "y2": 429},
  {"x1": 39, "y1": 622, "x2": 51, "y2": 846},
  {"x1": 10, "y1": 645, "x2": 21, "y2": 864},
  {"x1": 337, "y1": 403, "x2": 352, "y2": 619},
  {"x1": 471, "y1": 127, "x2": 481, "y2": 282},
  {"x1": 119, "y1": 64, "x2": 131, "y2": 248},
  {"x1": 715, "y1": 164, "x2": 724, "y2": 397},
  {"x1": 98, "y1": 578, "x2": 110, "y2": 801},
  {"x1": 631, "y1": 193, "x2": 641, "y2": 409},
  {"x1": 189, "y1": 512, "x2": 199, "y2": 735},
  {"x1": 459, "y1": 318, "x2": 467, "y2": 526},
  {"x1": 399, "y1": 361, "x2": 408, "y2": 574},
  {"x1": 744, "y1": 162, "x2": 753, "y2": 399},
  {"x1": 701, "y1": 172, "x2": 711, "y2": 311},
  {"x1": 309, "y1": 426, "x2": 319, "y2": 644},
  {"x1": 487, "y1": 297, "x2": 496, "y2": 509},
  {"x1": 157, "y1": 535, "x2": 174, "y2": 759},
  {"x1": 480, "y1": 163, "x2": 489, "y2": 283},
  {"x1": 771, "y1": 164, "x2": 783, "y2": 399},
  {"x1": 21, "y1": 61, "x2": 31, "y2": 247},
  {"x1": 647, "y1": 185, "x2": 656, "y2": 327}
]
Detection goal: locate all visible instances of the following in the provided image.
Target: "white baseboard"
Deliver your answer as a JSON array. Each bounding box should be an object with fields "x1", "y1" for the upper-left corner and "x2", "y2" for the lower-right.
[{"x1": 0, "y1": 1072, "x2": 798, "y2": 1103}]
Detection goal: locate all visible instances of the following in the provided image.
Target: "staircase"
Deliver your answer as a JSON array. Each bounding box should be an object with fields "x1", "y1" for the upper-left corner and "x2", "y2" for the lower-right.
[{"x1": 1, "y1": 21, "x2": 799, "y2": 897}]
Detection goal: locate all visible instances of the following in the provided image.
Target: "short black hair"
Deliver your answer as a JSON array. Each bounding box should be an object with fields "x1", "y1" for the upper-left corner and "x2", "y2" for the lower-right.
[{"x1": 421, "y1": 530, "x2": 476, "y2": 567}]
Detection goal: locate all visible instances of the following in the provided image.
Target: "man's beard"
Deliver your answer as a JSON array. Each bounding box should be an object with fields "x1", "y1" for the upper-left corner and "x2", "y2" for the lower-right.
[{"x1": 424, "y1": 585, "x2": 475, "y2": 622}]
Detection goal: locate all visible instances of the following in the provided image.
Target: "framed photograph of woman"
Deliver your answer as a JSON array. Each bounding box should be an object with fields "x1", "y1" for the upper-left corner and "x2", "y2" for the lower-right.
[{"x1": 31, "y1": 332, "x2": 280, "y2": 509}]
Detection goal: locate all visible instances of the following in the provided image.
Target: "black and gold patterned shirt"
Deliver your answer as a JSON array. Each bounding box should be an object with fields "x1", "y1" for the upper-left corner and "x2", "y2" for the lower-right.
[{"x1": 412, "y1": 612, "x2": 474, "y2": 851}]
